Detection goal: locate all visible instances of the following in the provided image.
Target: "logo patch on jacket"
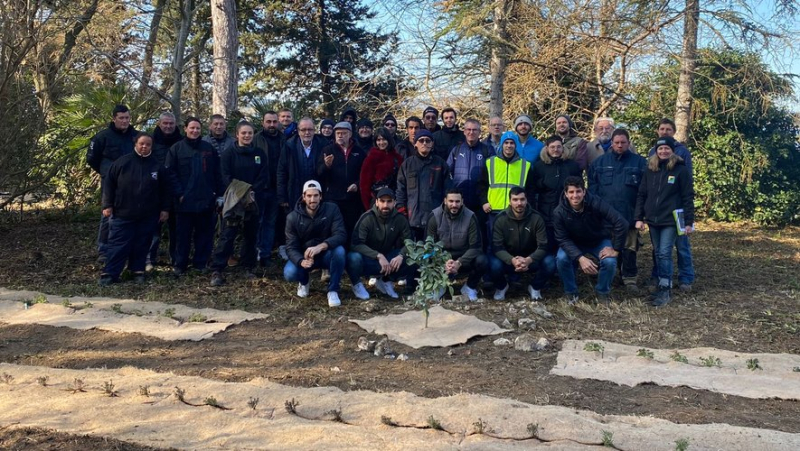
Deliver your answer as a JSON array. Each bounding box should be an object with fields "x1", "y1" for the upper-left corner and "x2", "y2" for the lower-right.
[
  {"x1": 255, "y1": 156, "x2": 261, "y2": 165},
  {"x1": 151, "y1": 172, "x2": 158, "y2": 180},
  {"x1": 667, "y1": 175, "x2": 676, "y2": 184}
]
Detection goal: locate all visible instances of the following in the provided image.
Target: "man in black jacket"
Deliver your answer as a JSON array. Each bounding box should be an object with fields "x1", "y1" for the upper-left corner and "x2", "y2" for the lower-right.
[
  {"x1": 317, "y1": 121, "x2": 366, "y2": 237},
  {"x1": 147, "y1": 112, "x2": 183, "y2": 270},
  {"x1": 396, "y1": 116, "x2": 422, "y2": 160},
  {"x1": 553, "y1": 176, "x2": 628, "y2": 304},
  {"x1": 203, "y1": 114, "x2": 234, "y2": 157},
  {"x1": 354, "y1": 118, "x2": 374, "y2": 154},
  {"x1": 100, "y1": 133, "x2": 170, "y2": 286},
  {"x1": 396, "y1": 129, "x2": 449, "y2": 240},
  {"x1": 253, "y1": 110, "x2": 286, "y2": 267},
  {"x1": 432, "y1": 107, "x2": 465, "y2": 161},
  {"x1": 277, "y1": 118, "x2": 325, "y2": 210},
  {"x1": 87, "y1": 104, "x2": 138, "y2": 263},
  {"x1": 284, "y1": 180, "x2": 348, "y2": 307},
  {"x1": 426, "y1": 188, "x2": 487, "y2": 301},
  {"x1": 422, "y1": 106, "x2": 441, "y2": 133}
]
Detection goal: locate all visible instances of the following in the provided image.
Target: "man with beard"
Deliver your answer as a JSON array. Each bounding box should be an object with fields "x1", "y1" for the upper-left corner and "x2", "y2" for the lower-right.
[
  {"x1": 432, "y1": 107, "x2": 465, "y2": 161},
  {"x1": 426, "y1": 188, "x2": 487, "y2": 301},
  {"x1": 340, "y1": 108, "x2": 358, "y2": 127},
  {"x1": 555, "y1": 114, "x2": 589, "y2": 171},
  {"x1": 482, "y1": 115, "x2": 505, "y2": 154},
  {"x1": 510, "y1": 114, "x2": 544, "y2": 163},
  {"x1": 347, "y1": 188, "x2": 416, "y2": 300},
  {"x1": 87, "y1": 104, "x2": 138, "y2": 263},
  {"x1": 382, "y1": 113, "x2": 399, "y2": 144},
  {"x1": 396, "y1": 116, "x2": 422, "y2": 160},
  {"x1": 283, "y1": 180, "x2": 348, "y2": 307},
  {"x1": 278, "y1": 108, "x2": 297, "y2": 139},
  {"x1": 586, "y1": 117, "x2": 615, "y2": 166},
  {"x1": 354, "y1": 118, "x2": 374, "y2": 154},
  {"x1": 147, "y1": 112, "x2": 183, "y2": 270},
  {"x1": 396, "y1": 129, "x2": 449, "y2": 240},
  {"x1": 203, "y1": 114, "x2": 234, "y2": 157},
  {"x1": 253, "y1": 111, "x2": 286, "y2": 267},
  {"x1": 277, "y1": 117, "x2": 326, "y2": 210},
  {"x1": 489, "y1": 187, "x2": 549, "y2": 301},
  {"x1": 422, "y1": 106, "x2": 441, "y2": 133},
  {"x1": 317, "y1": 122, "x2": 366, "y2": 237}
]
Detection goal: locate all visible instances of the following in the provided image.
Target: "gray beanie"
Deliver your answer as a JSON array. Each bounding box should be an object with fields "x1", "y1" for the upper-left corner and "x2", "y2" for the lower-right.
[{"x1": 514, "y1": 115, "x2": 533, "y2": 128}]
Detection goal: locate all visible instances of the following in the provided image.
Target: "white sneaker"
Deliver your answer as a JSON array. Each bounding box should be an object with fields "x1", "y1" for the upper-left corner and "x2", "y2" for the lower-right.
[
  {"x1": 327, "y1": 291, "x2": 341, "y2": 307},
  {"x1": 375, "y1": 279, "x2": 399, "y2": 299},
  {"x1": 297, "y1": 283, "x2": 310, "y2": 298},
  {"x1": 494, "y1": 284, "x2": 508, "y2": 301},
  {"x1": 396, "y1": 278, "x2": 407, "y2": 286},
  {"x1": 352, "y1": 282, "x2": 370, "y2": 300},
  {"x1": 460, "y1": 284, "x2": 479, "y2": 302},
  {"x1": 368, "y1": 277, "x2": 377, "y2": 286},
  {"x1": 527, "y1": 285, "x2": 542, "y2": 300},
  {"x1": 279, "y1": 245, "x2": 288, "y2": 261}
]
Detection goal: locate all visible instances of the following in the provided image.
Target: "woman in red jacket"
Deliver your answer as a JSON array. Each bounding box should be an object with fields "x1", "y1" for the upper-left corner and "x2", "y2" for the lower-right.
[{"x1": 359, "y1": 127, "x2": 403, "y2": 210}]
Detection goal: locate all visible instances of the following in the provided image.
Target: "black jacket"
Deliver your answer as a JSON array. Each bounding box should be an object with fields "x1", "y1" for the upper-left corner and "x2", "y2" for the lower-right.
[
  {"x1": 351, "y1": 204, "x2": 412, "y2": 259},
  {"x1": 432, "y1": 125, "x2": 465, "y2": 161},
  {"x1": 530, "y1": 158, "x2": 582, "y2": 225},
  {"x1": 203, "y1": 132, "x2": 234, "y2": 157},
  {"x1": 396, "y1": 152, "x2": 449, "y2": 229},
  {"x1": 102, "y1": 152, "x2": 171, "y2": 220},
  {"x1": 165, "y1": 138, "x2": 223, "y2": 213},
  {"x1": 253, "y1": 129, "x2": 285, "y2": 191},
  {"x1": 635, "y1": 158, "x2": 695, "y2": 227},
  {"x1": 220, "y1": 143, "x2": 270, "y2": 195},
  {"x1": 151, "y1": 127, "x2": 183, "y2": 166},
  {"x1": 277, "y1": 135, "x2": 326, "y2": 205},
  {"x1": 588, "y1": 149, "x2": 646, "y2": 225},
  {"x1": 316, "y1": 141, "x2": 366, "y2": 202},
  {"x1": 552, "y1": 193, "x2": 629, "y2": 262},
  {"x1": 285, "y1": 200, "x2": 347, "y2": 266},
  {"x1": 87, "y1": 123, "x2": 138, "y2": 178},
  {"x1": 492, "y1": 204, "x2": 548, "y2": 267},
  {"x1": 396, "y1": 139, "x2": 416, "y2": 160}
]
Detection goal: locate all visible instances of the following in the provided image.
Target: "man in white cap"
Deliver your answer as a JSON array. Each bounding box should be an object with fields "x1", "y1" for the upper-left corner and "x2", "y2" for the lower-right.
[
  {"x1": 283, "y1": 180, "x2": 348, "y2": 307},
  {"x1": 510, "y1": 114, "x2": 544, "y2": 163}
]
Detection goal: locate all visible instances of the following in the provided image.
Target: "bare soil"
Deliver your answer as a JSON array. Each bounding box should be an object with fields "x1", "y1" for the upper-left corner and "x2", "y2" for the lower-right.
[{"x1": 1, "y1": 213, "x2": 799, "y2": 449}]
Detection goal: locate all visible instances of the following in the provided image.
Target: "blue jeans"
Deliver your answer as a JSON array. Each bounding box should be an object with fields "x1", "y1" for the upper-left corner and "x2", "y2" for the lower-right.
[
  {"x1": 650, "y1": 233, "x2": 695, "y2": 285},
  {"x1": 346, "y1": 249, "x2": 418, "y2": 288},
  {"x1": 283, "y1": 246, "x2": 346, "y2": 293},
  {"x1": 258, "y1": 193, "x2": 279, "y2": 262},
  {"x1": 148, "y1": 212, "x2": 177, "y2": 265},
  {"x1": 103, "y1": 215, "x2": 159, "y2": 278},
  {"x1": 174, "y1": 210, "x2": 216, "y2": 270},
  {"x1": 649, "y1": 225, "x2": 678, "y2": 288},
  {"x1": 555, "y1": 239, "x2": 617, "y2": 295},
  {"x1": 489, "y1": 254, "x2": 555, "y2": 291}
]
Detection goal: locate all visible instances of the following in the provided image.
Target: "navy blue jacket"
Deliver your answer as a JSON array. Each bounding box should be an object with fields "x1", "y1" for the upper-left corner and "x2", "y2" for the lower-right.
[
  {"x1": 165, "y1": 138, "x2": 223, "y2": 213},
  {"x1": 151, "y1": 127, "x2": 183, "y2": 167},
  {"x1": 316, "y1": 141, "x2": 366, "y2": 202},
  {"x1": 432, "y1": 125, "x2": 465, "y2": 161},
  {"x1": 220, "y1": 143, "x2": 270, "y2": 195},
  {"x1": 277, "y1": 135, "x2": 326, "y2": 205},
  {"x1": 285, "y1": 200, "x2": 347, "y2": 266},
  {"x1": 530, "y1": 158, "x2": 582, "y2": 225},
  {"x1": 552, "y1": 193, "x2": 629, "y2": 262},
  {"x1": 87, "y1": 123, "x2": 138, "y2": 178},
  {"x1": 635, "y1": 158, "x2": 695, "y2": 227},
  {"x1": 446, "y1": 140, "x2": 494, "y2": 208},
  {"x1": 587, "y1": 149, "x2": 647, "y2": 225},
  {"x1": 102, "y1": 152, "x2": 171, "y2": 220},
  {"x1": 253, "y1": 129, "x2": 285, "y2": 192}
]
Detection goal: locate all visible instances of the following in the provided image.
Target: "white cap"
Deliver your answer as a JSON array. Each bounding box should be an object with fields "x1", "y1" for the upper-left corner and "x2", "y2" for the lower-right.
[{"x1": 303, "y1": 180, "x2": 322, "y2": 194}]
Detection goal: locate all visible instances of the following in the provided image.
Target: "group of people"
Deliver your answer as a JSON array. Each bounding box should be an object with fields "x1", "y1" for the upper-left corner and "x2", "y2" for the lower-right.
[{"x1": 88, "y1": 104, "x2": 695, "y2": 308}]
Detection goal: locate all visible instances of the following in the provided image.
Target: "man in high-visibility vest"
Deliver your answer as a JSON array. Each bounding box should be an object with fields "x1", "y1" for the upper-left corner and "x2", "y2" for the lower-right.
[{"x1": 477, "y1": 131, "x2": 536, "y2": 245}]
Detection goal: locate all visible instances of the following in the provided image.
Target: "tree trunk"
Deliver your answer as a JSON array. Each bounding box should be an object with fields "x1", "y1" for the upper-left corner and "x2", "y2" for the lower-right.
[
  {"x1": 488, "y1": 0, "x2": 510, "y2": 118},
  {"x1": 139, "y1": 0, "x2": 167, "y2": 98},
  {"x1": 315, "y1": 0, "x2": 334, "y2": 118},
  {"x1": 171, "y1": 0, "x2": 195, "y2": 124},
  {"x1": 211, "y1": 0, "x2": 238, "y2": 117},
  {"x1": 674, "y1": 0, "x2": 699, "y2": 143}
]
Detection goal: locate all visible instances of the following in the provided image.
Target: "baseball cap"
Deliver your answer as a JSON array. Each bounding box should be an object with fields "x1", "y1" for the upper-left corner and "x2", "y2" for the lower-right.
[{"x1": 303, "y1": 180, "x2": 322, "y2": 194}]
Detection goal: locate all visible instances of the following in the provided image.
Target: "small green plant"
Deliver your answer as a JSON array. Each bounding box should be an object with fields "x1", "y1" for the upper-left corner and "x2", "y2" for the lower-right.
[
  {"x1": 793, "y1": 367, "x2": 800, "y2": 372},
  {"x1": 83, "y1": 302, "x2": 93, "y2": 308},
  {"x1": 527, "y1": 423, "x2": 539, "y2": 438},
  {"x1": 204, "y1": 396, "x2": 220, "y2": 407},
  {"x1": 174, "y1": 386, "x2": 186, "y2": 402},
  {"x1": 699, "y1": 356, "x2": 722, "y2": 367},
  {"x1": 472, "y1": 418, "x2": 492, "y2": 434},
  {"x1": 746, "y1": 358, "x2": 762, "y2": 371},
  {"x1": 247, "y1": 397, "x2": 259, "y2": 410},
  {"x1": 188, "y1": 313, "x2": 207, "y2": 323},
  {"x1": 1, "y1": 373, "x2": 13, "y2": 384},
  {"x1": 601, "y1": 430, "x2": 614, "y2": 447},
  {"x1": 584, "y1": 342, "x2": 605, "y2": 358},
  {"x1": 404, "y1": 236, "x2": 453, "y2": 328},
  {"x1": 32, "y1": 294, "x2": 48, "y2": 304},
  {"x1": 163, "y1": 308, "x2": 176, "y2": 319},
  {"x1": 284, "y1": 398, "x2": 299, "y2": 415},
  {"x1": 110, "y1": 303, "x2": 123, "y2": 314},
  {"x1": 670, "y1": 351, "x2": 689, "y2": 364},
  {"x1": 637, "y1": 348, "x2": 654, "y2": 359},
  {"x1": 138, "y1": 385, "x2": 150, "y2": 397},
  {"x1": 70, "y1": 378, "x2": 86, "y2": 393},
  {"x1": 37, "y1": 376, "x2": 49, "y2": 386},
  {"x1": 326, "y1": 408, "x2": 344, "y2": 423},
  {"x1": 381, "y1": 415, "x2": 398, "y2": 426},
  {"x1": 102, "y1": 380, "x2": 118, "y2": 397},
  {"x1": 61, "y1": 299, "x2": 72, "y2": 307},
  {"x1": 427, "y1": 415, "x2": 443, "y2": 430},
  {"x1": 675, "y1": 437, "x2": 690, "y2": 451}
]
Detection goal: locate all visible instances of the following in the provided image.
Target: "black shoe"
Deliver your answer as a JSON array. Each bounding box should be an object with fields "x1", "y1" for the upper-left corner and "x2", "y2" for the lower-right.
[
  {"x1": 172, "y1": 267, "x2": 185, "y2": 277},
  {"x1": 651, "y1": 286, "x2": 672, "y2": 307},
  {"x1": 259, "y1": 258, "x2": 271, "y2": 268},
  {"x1": 596, "y1": 293, "x2": 611, "y2": 304},
  {"x1": 133, "y1": 273, "x2": 146, "y2": 285},
  {"x1": 244, "y1": 269, "x2": 257, "y2": 280},
  {"x1": 99, "y1": 275, "x2": 116, "y2": 286},
  {"x1": 210, "y1": 272, "x2": 225, "y2": 287}
]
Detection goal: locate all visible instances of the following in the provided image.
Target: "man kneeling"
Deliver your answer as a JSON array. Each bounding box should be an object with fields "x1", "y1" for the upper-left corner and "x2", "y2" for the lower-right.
[
  {"x1": 284, "y1": 180, "x2": 348, "y2": 307},
  {"x1": 427, "y1": 188, "x2": 487, "y2": 301}
]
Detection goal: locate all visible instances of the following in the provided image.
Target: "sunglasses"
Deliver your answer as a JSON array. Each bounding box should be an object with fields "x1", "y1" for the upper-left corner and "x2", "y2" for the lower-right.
[
  {"x1": 384, "y1": 122, "x2": 397, "y2": 127},
  {"x1": 417, "y1": 138, "x2": 433, "y2": 144}
]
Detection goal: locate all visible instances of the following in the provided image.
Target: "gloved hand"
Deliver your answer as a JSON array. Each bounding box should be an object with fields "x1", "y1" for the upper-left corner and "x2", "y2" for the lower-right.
[{"x1": 216, "y1": 197, "x2": 224, "y2": 208}]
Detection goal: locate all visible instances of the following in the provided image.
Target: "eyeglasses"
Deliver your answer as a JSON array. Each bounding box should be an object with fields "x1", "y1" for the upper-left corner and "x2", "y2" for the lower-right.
[
  {"x1": 384, "y1": 122, "x2": 396, "y2": 127},
  {"x1": 424, "y1": 115, "x2": 437, "y2": 120},
  {"x1": 299, "y1": 128, "x2": 315, "y2": 132},
  {"x1": 417, "y1": 138, "x2": 432, "y2": 144},
  {"x1": 464, "y1": 128, "x2": 480, "y2": 133}
]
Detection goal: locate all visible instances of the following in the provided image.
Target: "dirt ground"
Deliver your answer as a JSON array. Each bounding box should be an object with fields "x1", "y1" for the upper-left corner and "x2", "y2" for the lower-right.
[{"x1": 1, "y1": 213, "x2": 799, "y2": 449}]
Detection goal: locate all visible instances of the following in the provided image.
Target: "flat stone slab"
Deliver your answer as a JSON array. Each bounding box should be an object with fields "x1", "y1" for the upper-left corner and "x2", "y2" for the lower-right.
[
  {"x1": 351, "y1": 305, "x2": 511, "y2": 348},
  {"x1": 552, "y1": 339, "x2": 800, "y2": 400},
  {"x1": 0, "y1": 288, "x2": 267, "y2": 341},
  {"x1": 1, "y1": 363, "x2": 798, "y2": 450}
]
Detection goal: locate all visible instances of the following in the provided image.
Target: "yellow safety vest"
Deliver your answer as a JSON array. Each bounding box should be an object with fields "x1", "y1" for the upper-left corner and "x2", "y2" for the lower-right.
[{"x1": 487, "y1": 155, "x2": 528, "y2": 211}]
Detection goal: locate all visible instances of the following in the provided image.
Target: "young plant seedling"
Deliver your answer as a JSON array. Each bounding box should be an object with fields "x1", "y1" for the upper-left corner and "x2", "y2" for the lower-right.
[
  {"x1": 675, "y1": 438, "x2": 690, "y2": 451},
  {"x1": 174, "y1": 386, "x2": 187, "y2": 402},
  {"x1": 163, "y1": 308, "x2": 176, "y2": 319},
  {"x1": 584, "y1": 342, "x2": 605, "y2": 358},
  {"x1": 699, "y1": 356, "x2": 722, "y2": 367},
  {"x1": 138, "y1": 385, "x2": 150, "y2": 397},
  {"x1": 746, "y1": 358, "x2": 762, "y2": 371},
  {"x1": 102, "y1": 380, "x2": 119, "y2": 397},
  {"x1": 381, "y1": 415, "x2": 398, "y2": 427},
  {"x1": 111, "y1": 303, "x2": 123, "y2": 314},
  {"x1": 404, "y1": 236, "x2": 453, "y2": 328},
  {"x1": 37, "y1": 376, "x2": 49, "y2": 386},
  {"x1": 427, "y1": 415, "x2": 443, "y2": 431},
  {"x1": 247, "y1": 397, "x2": 259, "y2": 410},
  {"x1": 637, "y1": 348, "x2": 654, "y2": 359},
  {"x1": 70, "y1": 378, "x2": 86, "y2": 393},
  {"x1": 472, "y1": 418, "x2": 492, "y2": 435},
  {"x1": 1, "y1": 373, "x2": 13, "y2": 384},
  {"x1": 61, "y1": 299, "x2": 72, "y2": 307},
  {"x1": 601, "y1": 430, "x2": 614, "y2": 447},
  {"x1": 188, "y1": 313, "x2": 207, "y2": 323},
  {"x1": 527, "y1": 423, "x2": 539, "y2": 438},
  {"x1": 325, "y1": 408, "x2": 345, "y2": 423},
  {"x1": 284, "y1": 398, "x2": 300, "y2": 415},
  {"x1": 204, "y1": 396, "x2": 231, "y2": 410},
  {"x1": 33, "y1": 294, "x2": 48, "y2": 304},
  {"x1": 670, "y1": 351, "x2": 689, "y2": 364}
]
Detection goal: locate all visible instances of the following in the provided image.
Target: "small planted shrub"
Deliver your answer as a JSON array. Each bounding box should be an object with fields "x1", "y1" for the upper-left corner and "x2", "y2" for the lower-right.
[
  {"x1": 699, "y1": 356, "x2": 722, "y2": 367},
  {"x1": 746, "y1": 358, "x2": 762, "y2": 371},
  {"x1": 637, "y1": 348, "x2": 654, "y2": 359},
  {"x1": 404, "y1": 236, "x2": 452, "y2": 328},
  {"x1": 247, "y1": 397, "x2": 259, "y2": 410},
  {"x1": 670, "y1": 351, "x2": 689, "y2": 364},
  {"x1": 36, "y1": 376, "x2": 49, "y2": 386},
  {"x1": 426, "y1": 415, "x2": 443, "y2": 431},
  {"x1": 188, "y1": 313, "x2": 207, "y2": 323}
]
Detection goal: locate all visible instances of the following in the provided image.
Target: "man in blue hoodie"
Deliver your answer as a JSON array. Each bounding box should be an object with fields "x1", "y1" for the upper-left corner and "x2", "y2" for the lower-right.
[{"x1": 510, "y1": 114, "x2": 544, "y2": 163}]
